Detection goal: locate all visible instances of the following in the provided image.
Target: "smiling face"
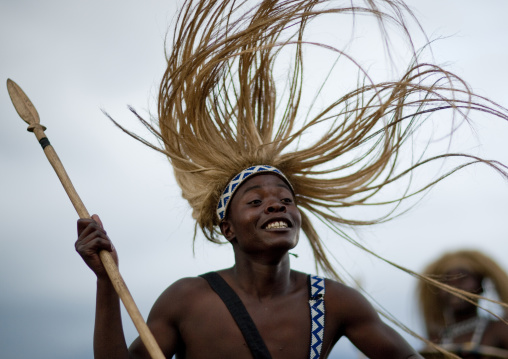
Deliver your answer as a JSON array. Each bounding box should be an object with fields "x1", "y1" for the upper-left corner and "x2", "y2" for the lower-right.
[{"x1": 219, "y1": 173, "x2": 301, "y2": 256}]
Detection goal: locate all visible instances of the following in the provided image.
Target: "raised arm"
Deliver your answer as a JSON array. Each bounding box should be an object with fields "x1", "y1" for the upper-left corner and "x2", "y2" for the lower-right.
[
  {"x1": 76, "y1": 214, "x2": 130, "y2": 359},
  {"x1": 327, "y1": 281, "x2": 423, "y2": 359},
  {"x1": 75, "y1": 214, "x2": 179, "y2": 359}
]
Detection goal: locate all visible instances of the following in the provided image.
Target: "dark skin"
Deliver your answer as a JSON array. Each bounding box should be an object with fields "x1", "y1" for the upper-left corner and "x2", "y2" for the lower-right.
[
  {"x1": 76, "y1": 173, "x2": 423, "y2": 358},
  {"x1": 433, "y1": 268, "x2": 508, "y2": 350}
]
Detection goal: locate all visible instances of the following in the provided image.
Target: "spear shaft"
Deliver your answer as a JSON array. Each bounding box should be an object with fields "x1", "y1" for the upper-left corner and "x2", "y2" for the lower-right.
[{"x1": 7, "y1": 79, "x2": 165, "y2": 359}]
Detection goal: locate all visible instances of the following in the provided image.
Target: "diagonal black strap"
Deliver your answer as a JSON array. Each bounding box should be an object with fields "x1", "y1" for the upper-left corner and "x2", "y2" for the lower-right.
[{"x1": 200, "y1": 272, "x2": 272, "y2": 359}]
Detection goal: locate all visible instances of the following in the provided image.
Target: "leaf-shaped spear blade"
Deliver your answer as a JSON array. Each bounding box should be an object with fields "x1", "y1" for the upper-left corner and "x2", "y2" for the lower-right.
[
  {"x1": 7, "y1": 78, "x2": 43, "y2": 128},
  {"x1": 6, "y1": 79, "x2": 165, "y2": 359}
]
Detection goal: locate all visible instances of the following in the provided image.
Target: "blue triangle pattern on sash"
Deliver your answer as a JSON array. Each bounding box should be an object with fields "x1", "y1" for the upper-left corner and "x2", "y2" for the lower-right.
[{"x1": 309, "y1": 275, "x2": 325, "y2": 359}]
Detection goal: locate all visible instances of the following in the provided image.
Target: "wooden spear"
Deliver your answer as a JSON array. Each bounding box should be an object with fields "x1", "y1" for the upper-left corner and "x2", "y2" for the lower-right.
[{"x1": 6, "y1": 78, "x2": 165, "y2": 359}]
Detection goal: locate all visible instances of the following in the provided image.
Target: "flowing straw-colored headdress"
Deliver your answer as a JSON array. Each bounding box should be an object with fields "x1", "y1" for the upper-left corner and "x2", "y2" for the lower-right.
[
  {"x1": 116, "y1": 0, "x2": 508, "y2": 281},
  {"x1": 418, "y1": 250, "x2": 508, "y2": 340}
]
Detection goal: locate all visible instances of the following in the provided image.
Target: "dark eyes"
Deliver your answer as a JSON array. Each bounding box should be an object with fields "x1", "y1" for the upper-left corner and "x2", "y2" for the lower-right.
[{"x1": 247, "y1": 198, "x2": 293, "y2": 205}]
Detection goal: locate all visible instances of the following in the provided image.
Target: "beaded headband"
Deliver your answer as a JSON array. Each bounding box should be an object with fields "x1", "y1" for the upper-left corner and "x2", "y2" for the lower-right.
[{"x1": 216, "y1": 165, "x2": 293, "y2": 221}]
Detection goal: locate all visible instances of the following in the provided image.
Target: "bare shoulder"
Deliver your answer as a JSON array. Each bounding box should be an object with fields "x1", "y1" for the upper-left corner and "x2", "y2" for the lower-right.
[
  {"x1": 323, "y1": 279, "x2": 421, "y2": 358},
  {"x1": 165, "y1": 276, "x2": 211, "y2": 296},
  {"x1": 323, "y1": 278, "x2": 378, "y2": 323},
  {"x1": 148, "y1": 275, "x2": 213, "y2": 321},
  {"x1": 324, "y1": 279, "x2": 371, "y2": 305},
  {"x1": 129, "y1": 276, "x2": 215, "y2": 357}
]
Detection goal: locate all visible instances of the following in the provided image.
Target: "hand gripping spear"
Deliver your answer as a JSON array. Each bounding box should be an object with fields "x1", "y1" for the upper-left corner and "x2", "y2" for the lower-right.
[{"x1": 7, "y1": 79, "x2": 165, "y2": 359}]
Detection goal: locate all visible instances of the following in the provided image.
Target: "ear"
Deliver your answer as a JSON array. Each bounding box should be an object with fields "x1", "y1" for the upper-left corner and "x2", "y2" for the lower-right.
[{"x1": 220, "y1": 220, "x2": 235, "y2": 242}]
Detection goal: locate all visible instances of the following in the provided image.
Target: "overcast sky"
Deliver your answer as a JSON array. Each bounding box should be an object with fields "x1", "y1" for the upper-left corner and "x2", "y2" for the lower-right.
[{"x1": 1, "y1": 1, "x2": 508, "y2": 358}]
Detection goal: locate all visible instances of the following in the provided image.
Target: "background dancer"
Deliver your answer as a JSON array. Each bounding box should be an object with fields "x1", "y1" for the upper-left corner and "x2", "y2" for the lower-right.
[{"x1": 418, "y1": 250, "x2": 508, "y2": 358}]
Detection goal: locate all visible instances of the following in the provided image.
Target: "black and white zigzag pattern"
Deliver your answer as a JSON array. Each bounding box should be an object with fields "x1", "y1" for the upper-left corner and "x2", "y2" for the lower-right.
[{"x1": 309, "y1": 275, "x2": 325, "y2": 359}]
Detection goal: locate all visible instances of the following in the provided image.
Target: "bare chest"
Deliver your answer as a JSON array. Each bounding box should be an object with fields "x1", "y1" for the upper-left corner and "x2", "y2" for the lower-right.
[{"x1": 178, "y1": 290, "x2": 313, "y2": 359}]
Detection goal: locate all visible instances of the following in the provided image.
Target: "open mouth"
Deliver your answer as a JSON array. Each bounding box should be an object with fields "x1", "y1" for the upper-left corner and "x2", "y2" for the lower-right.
[{"x1": 264, "y1": 219, "x2": 291, "y2": 229}]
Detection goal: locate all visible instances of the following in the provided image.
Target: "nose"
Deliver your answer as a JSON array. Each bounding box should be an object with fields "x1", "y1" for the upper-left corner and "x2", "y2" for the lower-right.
[{"x1": 265, "y1": 200, "x2": 286, "y2": 213}]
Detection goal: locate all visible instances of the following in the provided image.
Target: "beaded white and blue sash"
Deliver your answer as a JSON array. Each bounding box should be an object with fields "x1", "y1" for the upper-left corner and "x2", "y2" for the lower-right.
[{"x1": 309, "y1": 275, "x2": 325, "y2": 359}]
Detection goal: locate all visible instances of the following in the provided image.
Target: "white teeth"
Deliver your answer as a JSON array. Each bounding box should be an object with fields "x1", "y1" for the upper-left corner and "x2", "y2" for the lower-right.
[{"x1": 266, "y1": 221, "x2": 288, "y2": 229}]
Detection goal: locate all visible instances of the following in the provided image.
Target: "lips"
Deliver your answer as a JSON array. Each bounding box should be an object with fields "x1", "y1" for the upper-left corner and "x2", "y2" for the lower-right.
[{"x1": 262, "y1": 218, "x2": 292, "y2": 229}]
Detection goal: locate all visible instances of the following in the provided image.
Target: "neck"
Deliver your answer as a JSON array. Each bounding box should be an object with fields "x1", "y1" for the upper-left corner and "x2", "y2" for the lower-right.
[{"x1": 229, "y1": 252, "x2": 293, "y2": 298}]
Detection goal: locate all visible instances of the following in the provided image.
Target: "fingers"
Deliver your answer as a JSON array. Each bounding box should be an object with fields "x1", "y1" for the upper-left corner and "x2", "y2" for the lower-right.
[
  {"x1": 77, "y1": 214, "x2": 107, "y2": 237},
  {"x1": 76, "y1": 214, "x2": 112, "y2": 251},
  {"x1": 75, "y1": 228, "x2": 112, "y2": 252},
  {"x1": 92, "y1": 214, "x2": 104, "y2": 229},
  {"x1": 75, "y1": 214, "x2": 118, "y2": 277}
]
